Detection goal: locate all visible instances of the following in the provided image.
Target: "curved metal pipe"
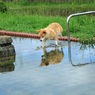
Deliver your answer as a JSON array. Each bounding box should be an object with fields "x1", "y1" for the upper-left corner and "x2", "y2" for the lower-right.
[
  {"x1": 66, "y1": 11, "x2": 95, "y2": 65},
  {"x1": 67, "y1": 11, "x2": 95, "y2": 43}
]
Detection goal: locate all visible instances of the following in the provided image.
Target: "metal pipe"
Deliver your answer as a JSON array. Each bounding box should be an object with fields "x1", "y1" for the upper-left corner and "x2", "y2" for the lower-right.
[
  {"x1": 66, "y1": 11, "x2": 95, "y2": 65},
  {"x1": 67, "y1": 11, "x2": 95, "y2": 43}
]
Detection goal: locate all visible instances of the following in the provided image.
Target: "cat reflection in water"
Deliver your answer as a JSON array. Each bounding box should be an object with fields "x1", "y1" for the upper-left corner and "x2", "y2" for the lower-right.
[{"x1": 40, "y1": 48, "x2": 64, "y2": 66}]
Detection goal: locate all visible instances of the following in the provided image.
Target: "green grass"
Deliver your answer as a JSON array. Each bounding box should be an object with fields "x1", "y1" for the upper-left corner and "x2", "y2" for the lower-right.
[
  {"x1": 0, "y1": 1, "x2": 95, "y2": 43},
  {"x1": 0, "y1": 13, "x2": 66, "y2": 35},
  {"x1": 69, "y1": 15, "x2": 95, "y2": 40},
  {"x1": 5, "y1": 1, "x2": 95, "y2": 16},
  {"x1": 0, "y1": 13, "x2": 95, "y2": 41}
]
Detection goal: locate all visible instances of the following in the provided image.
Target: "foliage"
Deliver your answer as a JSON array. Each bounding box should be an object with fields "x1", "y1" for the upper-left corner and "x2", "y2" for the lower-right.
[
  {"x1": 0, "y1": 2, "x2": 7, "y2": 12},
  {"x1": 6, "y1": 1, "x2": 95, "y2": 17},
  {"x1": 2, "y1": 0, "x2": 95, "y2": 3}
]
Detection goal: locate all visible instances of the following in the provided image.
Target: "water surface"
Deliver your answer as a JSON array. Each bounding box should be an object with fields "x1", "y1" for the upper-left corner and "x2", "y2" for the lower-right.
[{"x1": 0, "y1": 37, "x2": 95, "y2": 95}]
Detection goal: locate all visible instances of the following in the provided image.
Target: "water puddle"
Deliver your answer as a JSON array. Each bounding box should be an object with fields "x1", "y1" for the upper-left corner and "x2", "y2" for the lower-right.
[{"x1": 0, "y1": 37, "x2": 95, "y2": 95}]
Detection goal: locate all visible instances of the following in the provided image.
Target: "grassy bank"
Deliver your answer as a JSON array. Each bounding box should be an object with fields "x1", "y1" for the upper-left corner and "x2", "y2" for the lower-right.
[
  {"x1": 0, "y1": 13, "x2": 95, "y2": 41},
  {"x1": 69, "y1": 15, "x2": 95, "y2": 42},
  {"x1": 0, "y1": 13, "x2": 66, "y2": 35},
  {"x1": 0, "y1": 1, "x2": 95, "y2": 43},
  {"x1": 6, "y1": 1, "x2": 95, "y2": 16}
]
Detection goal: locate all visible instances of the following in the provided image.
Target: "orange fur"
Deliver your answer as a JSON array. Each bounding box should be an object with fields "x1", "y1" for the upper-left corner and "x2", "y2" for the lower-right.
[
  {"x1": 40, "y1": 48, "x2": 64, "y2": 66},
  {"x1": 37, "y1": 22, "x2": 63, "y2": 47}
]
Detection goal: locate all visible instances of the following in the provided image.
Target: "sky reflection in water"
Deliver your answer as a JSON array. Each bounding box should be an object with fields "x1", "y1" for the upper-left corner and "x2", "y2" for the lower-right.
[{"x1": 0, "y1": 37, "x2": 95, "y2": 95}]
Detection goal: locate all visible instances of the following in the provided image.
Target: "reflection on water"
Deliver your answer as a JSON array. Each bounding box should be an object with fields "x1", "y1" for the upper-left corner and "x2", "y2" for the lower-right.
[
  {"x1": 0, "y1": 37, "x2": 95, "y2": 95},
  {"x1": 40, "y1": 48, "x2": 64, "y2": 66},
  {"x1": 0, "y1": 56, "x2": 15, "y2": 72},
  {"x1": 0, "y1": 64, "x2": 15, "y2": 72},
  {"x1": 0, "y1": 40, "x2": 15, "y2": 72},
  {"x1": 68, "y1": 41, "x2": 95, "y2": 66}
]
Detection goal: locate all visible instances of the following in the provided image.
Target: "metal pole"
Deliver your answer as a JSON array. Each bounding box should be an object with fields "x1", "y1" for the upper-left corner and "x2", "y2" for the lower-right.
[
  {"x1": 66, "y1": 11, "x2": 95, "y2": 64},
  {"x1": 67, "y1": 11, "x2": 95, "y2": 43}
]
